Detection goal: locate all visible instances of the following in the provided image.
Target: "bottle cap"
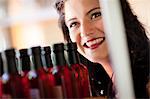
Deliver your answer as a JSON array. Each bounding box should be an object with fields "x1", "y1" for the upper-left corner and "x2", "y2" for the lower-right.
[
  {"x1": 31, "y1": 46, "x2": 41, "y2": 55},
  {"x1": 19, "y1": 49, "x2": 28, "y2": 57},
  {"x1": 19, "y1": 49, "x2": 30, "y2": 71},
  {"x1": 5, "y1": 48, "x2": 16, "y2": 57},
  {"x1": 5, "y1": 48, "x2": 17, "y2": 73},
  {"x1": 52, "y1": 43, "x2": 66, "y2": 66},
  {"x1": 52, "y1": 43, "x2": 64, "y2": 52},
  {"x1": 65, "y1": 42, "x2": 77, "y2": 51},
  {"x1": 44, "y1": 46, "x2": 51, "y2": 54}
]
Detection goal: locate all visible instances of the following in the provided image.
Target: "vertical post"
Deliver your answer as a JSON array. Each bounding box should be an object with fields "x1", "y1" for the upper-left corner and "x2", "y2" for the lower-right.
[
  {"x1": 99, "y1": 0, "x2": 135, "y2": 99},
  {"x1": 0, "y1": 29, "x2": 13, "y2": 51}
]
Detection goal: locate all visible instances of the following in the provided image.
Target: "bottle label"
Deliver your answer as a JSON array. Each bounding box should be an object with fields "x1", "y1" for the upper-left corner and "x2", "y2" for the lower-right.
[
  {"x1": 30, "y1": 89, "x2": 40, "y2": 99},
  {"x1": 52, "y1": 86, "x2": 63, "y2": 98}
]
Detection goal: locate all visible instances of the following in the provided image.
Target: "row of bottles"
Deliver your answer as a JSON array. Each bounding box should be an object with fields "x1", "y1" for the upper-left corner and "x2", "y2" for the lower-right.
[{"x1": 0, "y1": 42, "x2": 92, "y2": 99}]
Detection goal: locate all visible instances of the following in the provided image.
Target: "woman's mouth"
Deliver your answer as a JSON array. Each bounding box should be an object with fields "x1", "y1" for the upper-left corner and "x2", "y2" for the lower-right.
[{"x1": 83, "y1": 37, "x2": 105, "y2": 49}]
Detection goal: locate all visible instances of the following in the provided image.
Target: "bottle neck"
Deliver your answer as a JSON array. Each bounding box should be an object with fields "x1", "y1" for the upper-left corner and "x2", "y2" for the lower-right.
[
  {"x1": 21, "y1": 56, "x2": 30, "y2": 71},
  {"x1": 45, "y1": 53, "x2": 53, "y2": 68},
  {"x1": 67, "y1": 50, "x2": 80, "y2": 65},
  {"x1": 53, "y1": 51, "x2": 66, "y2": 66},
  {"x1": 0, "y1": 54, "x2": 3, "y2": 76},
  {"x1": 32, "y1": 54, "x2": 43, "y2": 70},
  {"x1": 7, "y1": 56, "x2": 18, "y2": 74}
]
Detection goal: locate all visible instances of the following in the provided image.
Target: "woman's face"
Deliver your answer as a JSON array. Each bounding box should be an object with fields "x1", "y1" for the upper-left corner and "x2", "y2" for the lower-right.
[{"x1": 64, "y1": 0, "x2": 109, "y2": 63}]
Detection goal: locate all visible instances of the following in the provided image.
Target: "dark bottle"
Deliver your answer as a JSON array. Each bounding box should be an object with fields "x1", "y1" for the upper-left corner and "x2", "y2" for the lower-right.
[
  {"x1": 1, "y1": 54, "x2": 11, "y2": 99},
  {"x1": 4, "y1": 48, "x2": 25, "y2": 98},
  {"x1": 65, "y1": 42, "x2": 92, "y2": 98},
  {"x1": 51, "y1": 43, "x2": 74, "y2": 98},
  {"x1": 31, "y1": 46, "x2": 54, "y2": 98},
  {"x1": 20, "y1": 49, "x2": 31, "y2": 75},
  {"x1": 42, "y1": 46, "x2": 56, "y2": 98},
  {"x1": 43, "y1": 46, "x2": 53, "y2": 71},
  {"x1": 0, "y1": 53, "x2": 3, "y2": 97},
  {"x1": 19, "y1": 49, "x2": 31, "y2": 98}
]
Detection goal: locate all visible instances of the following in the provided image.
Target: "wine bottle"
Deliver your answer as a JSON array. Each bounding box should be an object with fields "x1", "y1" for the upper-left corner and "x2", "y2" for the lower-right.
[
  {"x1": 31, "y1": 46, "x2": 54, "y2": 98},
  {"x1": 5, "y1": 48, "x2": 25, "y2": 98},
  {"x1": 42, "y1": 46, "x2": 56, "y2": 98},
  {"x1": 65, "y1": 42, "x2": 92, "y2": 98},
  {"x1": 43, "y1": 46, "x2": 53, "y2": 71},
  {"x1": 51, "y1": 43, "x2": 74, "y2": 98},
  {"x1": 0, "y1": 53, "x2": 3, "y2": 98},
  {"x1": 19, "y1": 48, "x2": 31, "y2": 99}
]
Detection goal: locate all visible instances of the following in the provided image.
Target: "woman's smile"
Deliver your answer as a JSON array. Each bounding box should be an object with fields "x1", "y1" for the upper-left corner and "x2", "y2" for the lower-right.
[{"x1": 83, "y1": 37, "x2": 105, "y2": 49}]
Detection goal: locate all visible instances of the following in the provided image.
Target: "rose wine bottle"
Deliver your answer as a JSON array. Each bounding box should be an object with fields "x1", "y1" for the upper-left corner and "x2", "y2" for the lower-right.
[
  {"x1": 4, "y1": 49, "x2": 25, "y2": 98},
  {"x1": 42, "y1": 46, "x2": 56, "y2": 98},
  {"x1": 19, "y1": 49, "x2": 31, "y2": 99},
  {"x1": 31, "y1": 46, "x2": 54, "y2": 98},
  {"x1": 51, "y1": 43, "x2": 74, "y2": 98},
  {"x1": 43, "y1": 46, "x2": 53, "y2": 72},
  {"x1": 1, "y1": 52, "x2": 11, "y2": 98},
  {"x1": 65, "y1": 42, "x2": 92, "y2": 98},
  {"x1": 0, "y1": 53, "x2": 3, "y2": 98}
]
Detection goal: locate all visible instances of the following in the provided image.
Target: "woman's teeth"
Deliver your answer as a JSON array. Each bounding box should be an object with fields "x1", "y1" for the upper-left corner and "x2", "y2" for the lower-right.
[{"x1": 84, "y1": 37, "x2": 105, "y2": 48}]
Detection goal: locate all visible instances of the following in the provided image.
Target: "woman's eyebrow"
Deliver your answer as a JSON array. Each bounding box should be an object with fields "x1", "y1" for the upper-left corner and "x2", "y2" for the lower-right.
[
  {"x1": 66, "y1": 18, "x2": 77, "y2": 23},
  {"x1": 86, "y1": 7, "x2": 100, "y2": 15},
  {"x1": 66, "y1": 7, "x2": 100, "y2": 23}
]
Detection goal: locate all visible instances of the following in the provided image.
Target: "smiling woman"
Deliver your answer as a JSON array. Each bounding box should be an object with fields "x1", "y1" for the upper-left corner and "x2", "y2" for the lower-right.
[
  {"x1": 65, "y1": 2, "x2": 108, "y2": 65},
  {"x1": 55, "y1": 0, "x2": 150, "y2": 98}
]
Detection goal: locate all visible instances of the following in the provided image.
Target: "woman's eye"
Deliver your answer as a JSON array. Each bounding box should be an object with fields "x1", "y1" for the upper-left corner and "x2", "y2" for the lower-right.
[
  {"x1": 91, "y1": 12, "x2": 101, "y2": 20},
  {"x1": 69, "y1": 22, "x2": 78, "y2": 28}
]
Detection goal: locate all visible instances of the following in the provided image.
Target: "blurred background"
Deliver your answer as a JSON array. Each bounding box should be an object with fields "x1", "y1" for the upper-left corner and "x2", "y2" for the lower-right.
[{"x1": 0, "y1": 0, "x2": 150, "y2": 51}]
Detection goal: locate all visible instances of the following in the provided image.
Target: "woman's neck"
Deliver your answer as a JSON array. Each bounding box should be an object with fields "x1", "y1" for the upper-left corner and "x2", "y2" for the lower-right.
[{"x1": 98, "y1": 58, "x2": 114, "y2": 81}]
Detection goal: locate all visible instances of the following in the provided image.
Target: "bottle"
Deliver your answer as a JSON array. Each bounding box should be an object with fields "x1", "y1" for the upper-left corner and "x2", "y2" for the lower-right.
[
  {"x1": 51, "y1": 43, "x2": 74, "y2": 98},
  {"x1": 20, "y1": 49, "x2": 31, "y2": 75},
  {"x1": 43, "y1": 46, "x2": 56, "y2": 98},
  {"x1": 29, "y1": 46, "x2": 45, "y2": 98},
  {"x1": 19, "y1": 48, "x2": 31, "y2": 98},
  {"x1": 4, "y1": 48, "x2": 25, "y2": 98},
  {"x1": 31, "y1": 46, "x2": 54, "y2": 98},
  {"x1": 0, "y1": 53, "x2": 3, "y2": 97},
  {"x1": 43, "y1": 46, "x2": 53, "y2": 71},
  {"x1": 65, "y1": 42, "x2": 92, "y2": 98},
  {"x1": 1, "y1": 53, "x2": 11, "y2": 98}
]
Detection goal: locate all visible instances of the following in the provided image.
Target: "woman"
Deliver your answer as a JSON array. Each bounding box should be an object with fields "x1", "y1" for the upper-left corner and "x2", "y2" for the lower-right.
[{"x1": 55, "y1": 0, "x2": 149, "y2": 98}]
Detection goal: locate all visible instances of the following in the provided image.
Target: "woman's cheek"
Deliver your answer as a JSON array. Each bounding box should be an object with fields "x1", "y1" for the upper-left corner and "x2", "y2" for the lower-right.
[
  {"x1": 70, "y1": 31, "x2": 80, "y2": 42},
  {"x1": 69, "y1": 32, "x2": 76, "y2": 42}
]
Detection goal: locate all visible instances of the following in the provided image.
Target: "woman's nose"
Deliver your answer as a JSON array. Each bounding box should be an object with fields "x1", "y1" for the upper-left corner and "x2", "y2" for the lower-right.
[{"x1": 80, "y1": 20, "x2": 93, "y2": 37}]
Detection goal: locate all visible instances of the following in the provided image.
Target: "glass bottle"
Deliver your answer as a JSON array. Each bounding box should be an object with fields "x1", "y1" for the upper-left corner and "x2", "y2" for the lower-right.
[
  {"x1": 65, "y1": 42, "x2": 92, "y2": 98},
  {"x1": 0, "y1": 53, "x2": 3, "y2": 97},
  {"x1": 19, "y1": 48, "x2": 31, "y2": 99},
  {"x1": 43, "y1": 46, "x2": 53, "y2": 72},
  {"x1": 4, "y1": 48, "x2": 25, "y2": 98},
  {"x1": 31, "y1": 46, "x2": 54, "y2": 98},
  {"x1": 42, "y1": 46, "x2": 56, "y2": 98},
  {"x1": 51, "y1": 43, "x2": 74, "y2": 98}
]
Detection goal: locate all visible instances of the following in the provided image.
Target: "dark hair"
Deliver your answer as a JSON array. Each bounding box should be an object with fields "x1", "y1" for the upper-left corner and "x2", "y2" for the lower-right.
[
  {"x1": 55, "y1": 0, "x2": 149, "y2": 98},
  {"x1": 55, "y1": 0, "x2": 71, "y2": 42}
]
